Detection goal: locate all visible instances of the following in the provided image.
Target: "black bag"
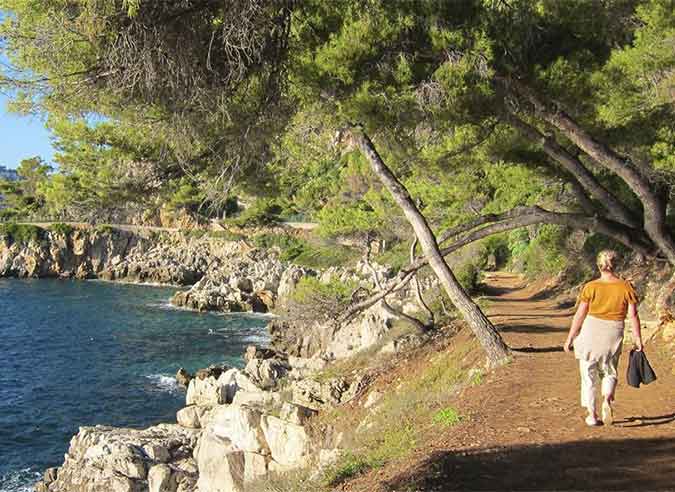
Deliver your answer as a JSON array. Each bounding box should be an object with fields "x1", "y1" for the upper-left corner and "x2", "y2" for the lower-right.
[{"x1": 626, "y1": 349, "x2": 657, "y2": 388}]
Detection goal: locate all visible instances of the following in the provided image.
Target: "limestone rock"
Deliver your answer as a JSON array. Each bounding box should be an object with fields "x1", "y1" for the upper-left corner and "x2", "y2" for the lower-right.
[
  {"x1": 185, "y1": 367, "x2": 239, "y2": 406},
  {"x1": 279, "y1": 402, "x2": 317, "y2": 426},
  {"x1": 243, "y1": 345, "x2": 280, "y2": 363},
  {"x1": 176, "y1": 368, "x2": 192, "y2": 388},
  {"x1": 291, "y1": 376, "x2": 363, "y2": 410},
  {"x1": 260, "y1": 415, "x2": 310, "y2": 469},
  {"x1": 194, "y1": 433, "x2": 244, "y2": 492},
  {"x1": 231, "y1": 390, "x2": 280, "y2": 408},
  {"x1": 244, "y1": 358, "x2": 289, "y2": 390},
  {"x1": 204, "y1": 405, "x2": 268, "y2": 454},
  {"x1": 42, "y1": 424, "x2": 198, "y2": 492},
  {"x1": 44, "y1": 467, "x2": 59, "y2": 484},
  {"x1": 176, "y1": 406, "x2": 211, "y2": 429},
  {"x1": 148, "y1": 464, "x2": 176, "y2": 492},
  {"x1": 170, "y1": 249, "x2": 287, "y2": 313}
]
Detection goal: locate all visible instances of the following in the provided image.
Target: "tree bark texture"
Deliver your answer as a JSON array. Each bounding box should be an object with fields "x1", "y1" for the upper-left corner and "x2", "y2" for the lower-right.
[
  {"x1": 349, "y1": 128, "x2": 510, "y2": 366},
  {"x1": 503, "y1": 78, "x2": 675, "y2": 264},
  {"x1": 506, "y1": 113, "x2": 638, "y2": 227}
]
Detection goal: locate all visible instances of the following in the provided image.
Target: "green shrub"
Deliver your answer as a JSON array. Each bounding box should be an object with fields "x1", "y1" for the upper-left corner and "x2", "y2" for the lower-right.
[
  {"x1": 480, "y1": 234, "x2": 511, "y2": 268},
  {"x1": 433, "y1": 407, "x2": 463, "y2": 427},
  {"x1": 253, "y1": 233, "x2": 306, "y2": 261},
  {"x1": 0, "y1": 223, "x2": 44, "y2": 244},
  {"x1": 253, "y1": 233, "x2": 359, "y2": 268},
  {"x1": 324, "y1": 453, "x2": 376, "y2": 485},
  {"x1": 93, "y1": 224, "x2": 115, "y2": 235},
  {"x1": 226, "y1": 199, "x2": 282, "y2": 227},
  {"x1": 374, "y1": 241, "x2": 410, "y2": 272},
  {"x1": 290, "y1": 276, "x2": 358, "y2": 307},
  {"x1": 0, "y1": 209, "x2": 18, "y2": 221},
  {"x1": 182, "y1": 228, "x2": 208, "y2": 239},
  {"x1": 523, "y1": 225, "x2": 569, "y2": 276},
  {"x1": 581, "y1": 233, "x2": 630, "y2": 262},
  {"x1": 507, "y1": 228, "x2": 530, "y2": 259},
  {"x1": 292, "y1": 244, "x2": 359, "y2": 268},
  {"x1": 48, "y1": 222, "x2": 74, "y2": 236},
  {"x1": 456, "y1": 261, "x2": 480, "y2": 291}
]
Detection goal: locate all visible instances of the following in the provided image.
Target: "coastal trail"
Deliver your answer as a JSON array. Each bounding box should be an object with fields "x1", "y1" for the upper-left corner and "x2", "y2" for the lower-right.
[{"x1": 350, "y1": 272, "x2": 675, "y2": 491}]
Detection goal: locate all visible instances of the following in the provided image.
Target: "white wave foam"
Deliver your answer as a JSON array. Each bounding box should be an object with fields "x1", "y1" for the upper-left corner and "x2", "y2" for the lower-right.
[
  {"x1": 0, "y1": 468, "x2": 41, "y2": 492},
  {"x1": 146, "y1": 301, "x2": 181, "y2": 311},
  {"x1": 243, "y1": 333, "x2": 270, "y2": 344},
  {"x1": 145, "y1": 374, "x2": 181, "y2": 394}
]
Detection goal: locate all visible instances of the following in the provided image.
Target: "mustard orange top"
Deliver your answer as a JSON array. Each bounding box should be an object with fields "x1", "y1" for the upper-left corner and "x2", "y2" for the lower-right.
[{"x1": 578, "y1": 279, "x2": 639, "y2": 321}]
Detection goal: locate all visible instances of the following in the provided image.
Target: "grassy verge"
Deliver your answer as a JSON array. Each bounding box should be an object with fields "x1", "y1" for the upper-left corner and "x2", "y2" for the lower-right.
[
  {"x1": 0, "y1": 223, "x2": 45, "y2": 244},
  {"x1": 315, "y1": 333, "x2": 480, "y2": 486}
]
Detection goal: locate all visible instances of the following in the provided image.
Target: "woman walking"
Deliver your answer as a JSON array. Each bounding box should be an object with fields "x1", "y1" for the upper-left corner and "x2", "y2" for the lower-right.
[{"x1": 564, "y1": 250, "x2": 643, "y2": 426}]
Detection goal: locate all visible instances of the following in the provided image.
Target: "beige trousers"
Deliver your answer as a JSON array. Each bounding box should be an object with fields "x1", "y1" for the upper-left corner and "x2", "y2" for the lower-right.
[{"x1": 579, "y1": 351, "x2": 621, "y2": 414}]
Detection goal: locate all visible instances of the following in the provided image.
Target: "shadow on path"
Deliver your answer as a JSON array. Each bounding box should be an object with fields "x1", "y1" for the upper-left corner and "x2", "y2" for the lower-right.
[
  {"x1": 616, "y1": 413, "x2": 675, "y2": 428},
  {"x1": 512, "y1": 345, "x2": 564, "y2": 353},
  {"x1": 383, "y1": 438, "x2": 675, "y2": 491}
]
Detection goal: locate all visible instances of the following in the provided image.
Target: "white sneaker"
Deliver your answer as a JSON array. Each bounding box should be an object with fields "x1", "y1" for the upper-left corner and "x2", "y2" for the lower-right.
[
  {"x1": 585, "y1": 415, "x2": 599, "y2": 426},
  {"x1": 602, "y1": 400, "x2": 614, "y2": 426}
]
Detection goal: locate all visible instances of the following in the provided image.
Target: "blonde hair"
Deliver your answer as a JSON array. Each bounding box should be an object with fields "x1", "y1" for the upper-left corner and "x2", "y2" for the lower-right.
[{"x1": 596, "y1": 249, "x2": 619, "y2": 272}]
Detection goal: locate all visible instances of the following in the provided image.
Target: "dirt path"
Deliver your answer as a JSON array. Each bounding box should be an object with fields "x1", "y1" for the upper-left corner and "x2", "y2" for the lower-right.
[{"x1": 358, "y1": 272, "x2": 675, "y2": 491}]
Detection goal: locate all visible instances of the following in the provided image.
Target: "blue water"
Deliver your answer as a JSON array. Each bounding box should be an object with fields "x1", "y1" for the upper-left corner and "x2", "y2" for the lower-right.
[{"x1": 0, "y1": 279, "x2": 269, "y2": 491}]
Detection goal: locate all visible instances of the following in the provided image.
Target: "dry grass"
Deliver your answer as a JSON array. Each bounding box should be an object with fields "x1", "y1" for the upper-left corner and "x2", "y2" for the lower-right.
[{"x1": 316, "y1": 332, "x2": 482, "y2": 485}]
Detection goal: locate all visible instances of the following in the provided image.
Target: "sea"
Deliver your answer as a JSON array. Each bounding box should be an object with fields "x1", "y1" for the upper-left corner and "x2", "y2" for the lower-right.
[{"x1": 0, "y1": 278, "x2": 270, "y2": 492}]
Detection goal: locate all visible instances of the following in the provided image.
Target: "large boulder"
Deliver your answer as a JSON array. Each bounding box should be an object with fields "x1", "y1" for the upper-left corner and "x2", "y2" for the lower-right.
[
  {"x1": 185, "y1": 367, "x2": 239, "y2": 406},
  {"x1": 176, "y1": 406, "x2": 211, "y2": 429},
  {"x1": 260, "y1": 415, "x2": 311, "y2": 471},
  {"x1": 202, "y1": 405, "x2": 268, "y2": 454},
  {"x1": 195, "y1": 405, "x2": 273, "y2": 492},
  {"x1": 244, "y1": 358, "x2": 290, "y2": 390},
  {"x1": 291, "y1": 376, "x2": 363, "y2": 410}
]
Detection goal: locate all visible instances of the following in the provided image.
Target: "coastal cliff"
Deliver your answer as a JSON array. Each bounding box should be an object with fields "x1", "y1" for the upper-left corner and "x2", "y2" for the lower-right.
[{"x1": 2, "y1": 225, "x2": 435, "y2": 492}]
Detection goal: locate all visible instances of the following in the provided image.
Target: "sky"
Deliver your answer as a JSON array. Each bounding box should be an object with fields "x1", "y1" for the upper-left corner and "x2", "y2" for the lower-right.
[
  {"x1": 0, "y1": 92, "x2": 56, "y2": 169},
  {"x1": 0, "y1": 10, "x2": 57, "y2": 170}
]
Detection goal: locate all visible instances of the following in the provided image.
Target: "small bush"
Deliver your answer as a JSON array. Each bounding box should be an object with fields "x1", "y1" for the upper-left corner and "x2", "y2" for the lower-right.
[
  {"x1": 0, "y1": 209, "x2": 18, "y2": 221},
  {"x1": 0, "y1": 223, "x2": 44, "y2": 244},
  {"x1": 48, "y1": 223, "x2": 74, "y2": 236},
  {"x1": 324, "y1": 453, "x2": 375, "y2": 485},
  {"x1": 374, "y1": 241, "x2": 410, "y2": 272},
  {"x1": 291, "y1": 276, "x2": 358, "y2": 307},
  {"x1": 226, "y1": 199, "x2": 281, "y2": 227},
  {"x1": 253, "y1": 233, "x2": 306, "y2": 262},
  {"x1": 292, "y1": 244, "x2": 359, "y2": 269},
  {"x1": 480, "y1": 234, "x2": 511, "y2": 269},
  {"x1": 93, "y1": 224, "x2": 115, "y2": 235},
  {"x1": 433, "y1": 407, "x2": 463, "y2": 427},
  {"x1": 456, "y1": 261, "x2": 480, "y2": 292},
  {"x1": 253, "y1": 233, "x2": 359, "y2": 268},
  {"x1": 182, "y1": 228, "x2": 208, "y2": 239},
  {"x1": 523, "y1": 225, "x2": 569, "y2": 276}
]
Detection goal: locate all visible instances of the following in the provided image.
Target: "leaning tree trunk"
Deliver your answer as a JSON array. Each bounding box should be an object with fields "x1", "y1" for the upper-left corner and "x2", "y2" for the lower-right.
[{"x1": 347, "y1": 128, "x2": 510, "y2": 366}]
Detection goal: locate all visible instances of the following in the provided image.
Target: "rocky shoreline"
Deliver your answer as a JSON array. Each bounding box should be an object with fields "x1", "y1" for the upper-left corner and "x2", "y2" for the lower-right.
[
  {"x1": 34, "y1": 345, "x2": 353, "y2": 492},
  {"x1": 2, "y1": 226, "x2": 427, "y2": 492}
]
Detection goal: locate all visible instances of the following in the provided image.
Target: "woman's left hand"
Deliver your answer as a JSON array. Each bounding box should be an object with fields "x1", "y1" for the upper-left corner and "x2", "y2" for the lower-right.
[{"x1": 563, "y1": 339, "x2": 573, "y2": 353}]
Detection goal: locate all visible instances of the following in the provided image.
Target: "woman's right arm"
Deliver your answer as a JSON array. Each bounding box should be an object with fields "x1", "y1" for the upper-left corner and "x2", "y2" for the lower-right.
[
  {"x1": 564, "y1": 301, "x2": 589, "y2": 352},
  {"x1": 627, "y1": 302, "x2": 643, "y2": 351}
]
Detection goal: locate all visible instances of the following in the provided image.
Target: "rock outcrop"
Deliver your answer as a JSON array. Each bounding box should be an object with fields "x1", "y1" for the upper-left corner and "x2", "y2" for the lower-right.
[
  {"x1": 34, "y1": 424, "x2": 199, "y2": 492},
  {"x1": 170, "y1": 249, "x2": 291, "y2": 313},
  {"x1": 0, "y1": 228, "x2": 220, "y2": 286}
]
